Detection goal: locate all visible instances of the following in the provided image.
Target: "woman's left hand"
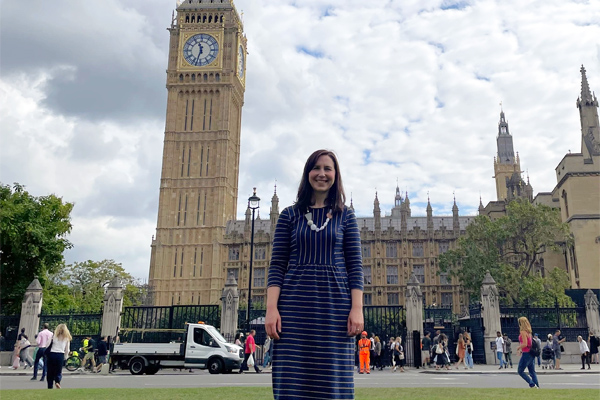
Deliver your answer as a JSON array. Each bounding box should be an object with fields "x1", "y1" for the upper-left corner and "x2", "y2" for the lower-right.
[{"x1": 347, "y1": 307, "x2": 364, "y2": 336}]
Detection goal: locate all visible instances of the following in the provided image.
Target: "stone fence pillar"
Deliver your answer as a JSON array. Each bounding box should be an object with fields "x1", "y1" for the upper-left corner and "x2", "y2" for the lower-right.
[
  {"x1": 585, "y1": 289, "x2": 600, "y2": 336},
  {"x1": 481, "y1": 271, "x2": 501, "y2": 365},
  {"x1": 405, "y1": 274, "x2": 424, "y2": 367},
  {"x1": 101, "y1": 276, "x2": 123, "y2": 338},
  {"x1": 221, "y1": 272, "x2": 240, "y2": 342},
  {"x1": 18, "y1": 278, "x2": 43, "y2": 341}
]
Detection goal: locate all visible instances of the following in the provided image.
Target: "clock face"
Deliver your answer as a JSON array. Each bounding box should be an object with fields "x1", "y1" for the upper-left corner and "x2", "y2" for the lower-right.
[
  {"x1": 238, "y1": 45, "x2": 245, "y2": 78},
  {"x1": 183, "y1": 34, "x2": 219, "y2": 67}
]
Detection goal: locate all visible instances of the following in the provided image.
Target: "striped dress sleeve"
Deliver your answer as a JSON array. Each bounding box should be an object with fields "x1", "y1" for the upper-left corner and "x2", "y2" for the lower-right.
[
  {"x1": 343, "y1": 207, "x2": 364, "y2": 291},
  {"x1": 267, "y1": 206, "x2": 292, "y2": 288}
]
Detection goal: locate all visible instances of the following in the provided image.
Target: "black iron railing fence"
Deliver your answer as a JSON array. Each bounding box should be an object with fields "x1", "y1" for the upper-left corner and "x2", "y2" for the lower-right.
[
  {"x1": 120, "y1": 305, "x2": 220, "y2": 343},
  {"x1": 0, "y1": 314, "x2": 21, "y2": 351},
  {"x1": 500, "y1": 301, "x2": 588, "y2": 342}
]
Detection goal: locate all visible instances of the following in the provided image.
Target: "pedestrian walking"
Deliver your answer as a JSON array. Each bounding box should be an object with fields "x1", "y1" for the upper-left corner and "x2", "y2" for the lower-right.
[
  {"x1": 95, "y1": 336, "x2": 109, "y2": 373},
  {"x1": 262, "y1": 336, "x2": 272, "y2": 368},
  {"x1": 421, "y1": 332, "x2": 432, "y2": 368},
  {"x1": 46, "y1": 323, "x2": 72, "y2": 389},
  {"x1": 516, "y1": 316, "x2": 539, "y2": 389},
  {"x1": 32, "y1": 323, "x2": 53, "y2": 381},
  {"x1": 434, "y1": 334, "x2": 450, "y2": 370},
  {"x1": 392, "y1": 337, "x2": 405, "y2": 372},
  {"x1": 264, "y1": 150, "x2": 364, "y2": 399},
  {"x1": 553, "y1": 329, "x2": 566, "y2": 370},
  {"x1": 80, "y1": 336, "x2": 96, "y2": 372},
  {"x1": 239, "y1": 329, "x2": 261, "y2": 373},
  {"x1": 495, "y1": 331, "x2": 506, "y2": 369},
  {"x1": 388, "y1": 338, "x2": 396, "y2": 368},
  {"x1": 533, "y1": 333, "x2": 542, "y2": 366},
  {"x1": 502, "y1": 333, "x2": 513, "y2": 368},
  {"x1": 18, "y1": 335, "x2": 33, "y2": 369},
  {"x1": 358, "y1": 331, "x2": 371, "y2": 374},
  {"x1": 374, "y1": 336, "x2": 382, "y2": 370},
  {"x1": 578, "y1": 335, "x2": 591, "y2": 370},
  {"x1": 588, "y1": 330, "x2": 599, "y2": 365},
  {"x1": 455, "y1": 333, "x2": 466, "y2": 369},
  {"x1": 464, "y1": 332, "x2": 474, "y2": 369}
]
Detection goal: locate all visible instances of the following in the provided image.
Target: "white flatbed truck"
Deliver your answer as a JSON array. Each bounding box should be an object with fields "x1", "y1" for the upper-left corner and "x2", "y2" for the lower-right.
[{"x1": 111, "y1": 322, "x2": 243, "y2": 375}]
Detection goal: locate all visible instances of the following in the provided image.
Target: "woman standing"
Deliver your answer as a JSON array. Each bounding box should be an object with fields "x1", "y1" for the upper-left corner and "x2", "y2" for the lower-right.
[
  {"x1": 46, "y1": 324, "x2": 71, "y2": 389},
  {"x1": 393, "y1": 337, "x2": 405, "y2": 372},
  {"x1": 435, "y1": 334, "x2": 450, "y2": 370},
  {"x1": 265, "y1": 150, "x2": 364, "y2": 400},
  {"x1": 589, "y1": 330, "x2": 599, "y2": 365},
  {"x1": 464, "y1": 333, "x2": 474, "y2": 369},
  {"x1": 516, "y1": 317, "x2": 539, "y2": 389},
  {"x1": 578, "y1": 336, "x2": 591, "y2": 370},
  {"x1": 455, "y1": 333, "x2": 466, "y2": 369},
  {"x1": 234, "y1": 332, "x2": 244, "y2": 347},
  {"x1": 374, "y1": 336, "x2": 382, "y2": 371}
]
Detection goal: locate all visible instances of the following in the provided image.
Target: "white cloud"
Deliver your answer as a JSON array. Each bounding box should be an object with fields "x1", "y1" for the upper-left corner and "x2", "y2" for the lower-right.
[{"x1": 1, "y1": 0, "x2": 599, "y2": 279}]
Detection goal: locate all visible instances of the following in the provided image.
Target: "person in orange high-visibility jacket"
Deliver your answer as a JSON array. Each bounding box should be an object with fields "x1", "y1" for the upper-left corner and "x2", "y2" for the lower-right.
[{"x1": 358, "y1": 331, "x2": 371, "y2": 374}]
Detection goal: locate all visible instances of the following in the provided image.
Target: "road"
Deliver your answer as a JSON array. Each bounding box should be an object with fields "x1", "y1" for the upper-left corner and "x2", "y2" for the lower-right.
[{"x1": 1, "y1": 369, "x2": 599, "y2": 390}]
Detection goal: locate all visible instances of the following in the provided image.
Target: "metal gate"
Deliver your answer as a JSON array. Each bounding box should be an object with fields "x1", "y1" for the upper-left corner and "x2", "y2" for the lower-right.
[
  {"x1": 424, "y1": 305, "x2": 456, "y2": 362},
  {"x1": 363, "y1": 306, "x2": 406, "y2": 367},
  {"x1": 458, "y1": 303, "x2": 486, "y2": 364}
]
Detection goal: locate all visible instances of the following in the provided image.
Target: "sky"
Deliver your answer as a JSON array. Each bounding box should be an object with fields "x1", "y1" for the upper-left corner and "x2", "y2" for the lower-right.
[{"x1": 1, "y1": 0, "x2": 599, "y2": 280}]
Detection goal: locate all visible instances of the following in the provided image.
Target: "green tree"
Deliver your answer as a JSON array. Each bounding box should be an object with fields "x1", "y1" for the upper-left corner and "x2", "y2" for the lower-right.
[
  {"x1": 42, "y1": 259, "x2": 147, "y2": 313},
  {"x1": 0, "y1": 183, "x2": 73, "y2": 313},
  {"x1": 439, "y1": 200, "x2": 572, "y2": 305}
]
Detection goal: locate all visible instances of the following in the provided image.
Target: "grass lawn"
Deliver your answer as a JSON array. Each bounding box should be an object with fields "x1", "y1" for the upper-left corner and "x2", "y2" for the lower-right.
[{"x1": 1, "y1": 387, "x2": 597, "y2": 399}]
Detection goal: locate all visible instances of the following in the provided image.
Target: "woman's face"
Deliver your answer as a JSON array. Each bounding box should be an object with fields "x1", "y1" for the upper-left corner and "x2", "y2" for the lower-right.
[{"x1": 308, "y1": 155, "x2": 335, "y2": 196}]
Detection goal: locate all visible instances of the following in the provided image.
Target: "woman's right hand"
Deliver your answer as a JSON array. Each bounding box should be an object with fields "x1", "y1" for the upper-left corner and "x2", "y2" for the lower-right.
[{"x1": 265, "y1": 307, "x2": 282, "y2": 340}]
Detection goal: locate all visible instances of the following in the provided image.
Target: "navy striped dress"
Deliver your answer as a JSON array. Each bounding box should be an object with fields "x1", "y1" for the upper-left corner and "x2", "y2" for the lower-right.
[{"x1": 268, "y1": 205, "x2": 363, "y2": 399}]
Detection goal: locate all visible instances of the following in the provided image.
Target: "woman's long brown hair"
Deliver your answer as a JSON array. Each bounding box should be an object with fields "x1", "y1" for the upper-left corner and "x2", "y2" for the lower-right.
[{"x1": 296, "y1": 149, "x2": 346, "y2": 213}]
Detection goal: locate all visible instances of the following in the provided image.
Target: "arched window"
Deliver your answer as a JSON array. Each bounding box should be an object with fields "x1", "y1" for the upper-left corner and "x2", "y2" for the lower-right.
[
  {"x1": 191, "y1": 74, "x2": 196, "y2": 82},
  {"x1": 191, "y1": 15, "x2": 195, "y2": 23},
  {"x1": 185, "y1": 14, "x2": 190, "y2": 23},
  {"x1": 179, "y1": 74, "x2": 184, "y2": 82},
  {"x1": 203, "y1": 73, "x2": 208, "y2": 82},
  {"x1": 215, "y1": 73, "x2": 220, "y2": 82}
]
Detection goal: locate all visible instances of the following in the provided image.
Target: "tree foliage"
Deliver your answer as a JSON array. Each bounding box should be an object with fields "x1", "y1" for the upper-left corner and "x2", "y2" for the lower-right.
[
  {"x1": 0, "y1": 183, "x2": 73, "y2": 313},
  {"x1": 439, "y1": 200, "x2": 573, "y2": 306},
  {"x1": 42, "y1": 259, "x2": 148, "y2": 313}
]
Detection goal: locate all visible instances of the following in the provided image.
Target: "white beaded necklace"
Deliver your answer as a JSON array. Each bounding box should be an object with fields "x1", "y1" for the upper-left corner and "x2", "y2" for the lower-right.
[{"x1": 305, "y1": 208, "x2": 333, "y2": 232}]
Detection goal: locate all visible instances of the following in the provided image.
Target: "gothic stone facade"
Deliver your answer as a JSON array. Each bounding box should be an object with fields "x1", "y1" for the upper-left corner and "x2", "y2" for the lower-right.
[{"x1": 223, "y1": 189, "x2": 471, "y2": 314}]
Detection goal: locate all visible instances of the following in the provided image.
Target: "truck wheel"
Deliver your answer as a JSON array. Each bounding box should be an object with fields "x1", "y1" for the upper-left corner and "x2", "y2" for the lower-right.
[
  {"x1": 207, "y1": 358, "x2": 223, "y2": 374},
  {"x1": 129, "y1": 358, "x2": 146, "y2": 375},
  {"x1": 146, "y1": 365, "x2": 160, "y2": 375}
]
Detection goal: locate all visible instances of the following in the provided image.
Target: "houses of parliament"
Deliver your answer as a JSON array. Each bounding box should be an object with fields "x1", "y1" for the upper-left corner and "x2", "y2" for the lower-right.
[{"x1": 147, "y1": 1, "x2": 600, "y2": 311}]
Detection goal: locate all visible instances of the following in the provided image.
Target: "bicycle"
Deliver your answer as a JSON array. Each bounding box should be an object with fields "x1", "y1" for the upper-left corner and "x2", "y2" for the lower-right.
[{"x1": 65, "y1": 349, "x2": 98, "y2": 372}]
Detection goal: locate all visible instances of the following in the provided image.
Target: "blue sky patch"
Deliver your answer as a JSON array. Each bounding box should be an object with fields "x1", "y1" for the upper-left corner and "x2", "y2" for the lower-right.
[
  {"x1": 297, "y1": 46, "x2": 326, "y2": 59},
  {"x1": 440, "y1": 1, "x2": 470, "y2": 11}
]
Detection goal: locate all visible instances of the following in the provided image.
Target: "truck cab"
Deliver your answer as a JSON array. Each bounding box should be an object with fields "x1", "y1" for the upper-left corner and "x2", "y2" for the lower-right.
[{"x1": 112, "y1": 322, "x2": 243, "y2": 375}]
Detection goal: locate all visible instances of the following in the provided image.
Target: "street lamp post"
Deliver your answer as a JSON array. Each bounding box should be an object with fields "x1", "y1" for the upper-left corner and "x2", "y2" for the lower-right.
[{"x1": 246, "y1": 188, "x2": 260, "y2": 331}]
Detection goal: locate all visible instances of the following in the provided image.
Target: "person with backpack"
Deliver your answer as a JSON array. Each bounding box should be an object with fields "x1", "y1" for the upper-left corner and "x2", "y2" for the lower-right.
[{"x1": 516, "y1": 316, "x2": 539, "y2": 389}]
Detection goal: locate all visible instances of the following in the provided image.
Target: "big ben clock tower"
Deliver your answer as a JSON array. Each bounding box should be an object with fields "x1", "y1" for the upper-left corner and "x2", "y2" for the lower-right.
[{"x1": 148, "y1": 0, "x2": 247, "y2": 306}]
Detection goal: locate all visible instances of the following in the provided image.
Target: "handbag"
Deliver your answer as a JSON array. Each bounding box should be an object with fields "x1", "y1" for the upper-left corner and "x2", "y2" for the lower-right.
[
  {"x1": 247, "y1": 354, "x2": 254, "y2": 367},
  {"x1": 44, "y1": 340, "x2": 54, "y2": 357},
  {"x1": 560, "y1": 345, "x2": 565, "y2": 352},
  {"x1": 399, "y1": 351, "x2": 405, "y2": 360}
]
